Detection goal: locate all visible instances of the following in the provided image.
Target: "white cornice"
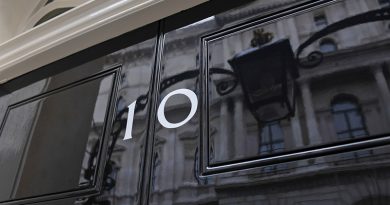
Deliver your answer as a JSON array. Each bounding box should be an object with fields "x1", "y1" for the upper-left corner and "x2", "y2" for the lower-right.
[{"x1": 0, "y1": 0, "x2": 207, "y2": 84}]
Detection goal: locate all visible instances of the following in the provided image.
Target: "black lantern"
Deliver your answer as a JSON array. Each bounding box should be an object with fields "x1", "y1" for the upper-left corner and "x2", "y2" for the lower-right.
[{"x1": 228, "y1": 39, "x2": 298, "y2": 123}]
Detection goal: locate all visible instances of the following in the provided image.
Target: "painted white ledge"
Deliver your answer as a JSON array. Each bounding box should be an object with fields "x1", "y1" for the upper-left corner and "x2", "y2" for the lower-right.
[{"x1": 0, "y1": 0, "x2": 207, "y2": 84}]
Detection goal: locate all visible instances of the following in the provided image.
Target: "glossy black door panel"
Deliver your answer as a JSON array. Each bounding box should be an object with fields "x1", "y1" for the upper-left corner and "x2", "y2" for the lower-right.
[
  {"x1": 94, "y1": 37, "x2": 158, "y2": 205},
  {"x1": 0, "y1": 23, "x2": 159, "y2": 204},
  {"x1": 148, "y1": 0, "x2": 390, "y2": 204},
  {"x1": 0, "y1": 68, "x2": 118, "y2": 202},
  {"x1": 203, "y1": 0, "x2": 390, "y2": 170},
  {"x1": 3, "y1": 0, "x2": 390, "y2": 204},
  {"x1": 149, "y1": 0, "x2": 311, "y2": 204}
]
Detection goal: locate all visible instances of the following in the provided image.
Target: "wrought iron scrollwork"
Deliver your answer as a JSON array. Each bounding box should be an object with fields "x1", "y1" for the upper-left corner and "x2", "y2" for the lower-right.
[
  {"x1": 209, "y1": 67, "x2": 238, "y2": 96},
  {"x1": 296, "y1": 50, "x2": 323, "y2": 69},
  {"x1": 296, "y1": 6, "x2": 390, "y2": 69},
  {"x1": 131, "y1": 67, "x2": 238, "y2": 114},
  {"x1": 159, "y1": 67, "x2": 237, "y2": 96}
]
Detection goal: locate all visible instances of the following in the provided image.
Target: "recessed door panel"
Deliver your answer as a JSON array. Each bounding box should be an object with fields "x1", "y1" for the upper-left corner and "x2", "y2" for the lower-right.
[
  {"x1": 0, "y1": 24, "x2": 159, "y2": 204},
  {"x1": 0, "y1": 69, "x2": 117, "y2": 202},
  {"x1": 148, "y1": 0, "x2": 390, "y2": 204}
]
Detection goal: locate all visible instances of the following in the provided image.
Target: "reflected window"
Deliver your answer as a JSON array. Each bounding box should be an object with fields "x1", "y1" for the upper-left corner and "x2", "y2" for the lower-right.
[
  {"x1": 259, "y1": 121, "x2": 287, "y2": 173},
  {"x1": 331, "y1": 94, "x2": 371, "y2": 163},
  {"x1": 259, "y1": 121, "x2": 284, "y2": 155},
  {"x1": 314, "y1": 12, "x2": 328, "y2": 27},
  {"x1": 319, "y1": 38, "x2": 337, "y2": 53},
  {"x1": 331, "y1": 94, "x2": 368, "y2": 140}
]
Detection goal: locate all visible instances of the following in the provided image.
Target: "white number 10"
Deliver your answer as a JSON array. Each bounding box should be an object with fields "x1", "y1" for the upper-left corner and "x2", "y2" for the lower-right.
[{"x1": 123, "y1": 89, "x2": 198, "y2": 140}]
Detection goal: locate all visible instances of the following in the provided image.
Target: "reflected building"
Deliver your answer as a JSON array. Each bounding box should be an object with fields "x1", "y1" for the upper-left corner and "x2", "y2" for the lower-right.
[{"x1": 99, "y1": 0, "x2": 390, "y2": 204}]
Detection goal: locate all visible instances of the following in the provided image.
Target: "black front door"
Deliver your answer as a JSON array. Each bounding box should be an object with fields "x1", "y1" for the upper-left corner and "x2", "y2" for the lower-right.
[{"x1": 2, "y1": 0, "x2": 390, "y2": 204}]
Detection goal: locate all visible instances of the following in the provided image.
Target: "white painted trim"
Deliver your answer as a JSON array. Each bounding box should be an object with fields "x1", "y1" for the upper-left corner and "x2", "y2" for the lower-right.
[{"x1": 0, "y1": 0, "x2": 207, "y2": 84}]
